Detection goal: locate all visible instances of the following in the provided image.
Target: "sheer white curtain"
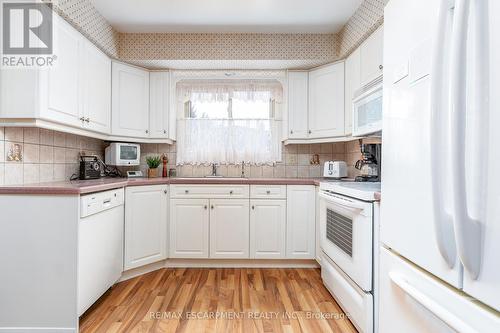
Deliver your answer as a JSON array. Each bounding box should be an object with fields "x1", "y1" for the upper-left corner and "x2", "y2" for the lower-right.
[{"x1": 176, "y1": 80, "x2": 282, "y2": 166}]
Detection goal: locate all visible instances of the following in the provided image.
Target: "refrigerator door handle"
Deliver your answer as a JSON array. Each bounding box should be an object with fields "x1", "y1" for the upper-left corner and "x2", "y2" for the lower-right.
[
  {"x1": 450, "y1": 0, "x2": 483, "y2": 280},
  {"x1": 389, "y1": 272, "x2": 477, "y2": 333},
  {"x1": 429, "y1": 0, "x2": 457, "y2": 269}
]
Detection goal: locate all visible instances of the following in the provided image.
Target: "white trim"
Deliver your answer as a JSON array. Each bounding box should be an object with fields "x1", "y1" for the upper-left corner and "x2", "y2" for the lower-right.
[{"x1": 119, "y1": 259, "x2": 319, "y2": 282}]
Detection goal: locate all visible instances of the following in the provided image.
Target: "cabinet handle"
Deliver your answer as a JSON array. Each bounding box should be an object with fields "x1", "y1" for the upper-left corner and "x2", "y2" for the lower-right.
[
  {"x1": 211, "y1": 205, "x2": 214, "y2": 209},
  {"x1": 229, "y1": 190, "x2": 234, "y2": 194},
  {"x1": 379, "y1": 64, "x2": 383, "y2": 70},
  {"x1": 204, "y1": 205, "x2": 208, "y2": 210},
  {"x1": 266, "y1": 190, "x2": 271, "y2": 194},
  {"x1": 290, "y1": 130, "x2": 293, "y2": 134},
  {"x1": 252, "y1": 205, "x2": 255, "y2": 210},
  {"x1": 79, "y1": 117, "x2": 85, "y2": 122},
  {"x1": 85, "y1": 117, "x2": 90, "y2": 123},
  {"x1": 185, "y1": 190, "x2": 189, "y2": 194}
]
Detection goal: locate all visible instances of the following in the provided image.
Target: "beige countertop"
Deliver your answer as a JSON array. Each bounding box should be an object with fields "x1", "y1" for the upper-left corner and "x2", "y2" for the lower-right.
[{"x1": 0, "y1": 177, "x2": 322, "y2": 195}]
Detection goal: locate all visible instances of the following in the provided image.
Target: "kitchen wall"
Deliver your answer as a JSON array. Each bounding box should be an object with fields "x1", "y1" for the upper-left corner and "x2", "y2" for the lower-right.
[
  {"x1": 0, "y1": 127, "x2": 105, "y2": 185},
  {"x1": 120, "y1": 142, "x2": 358, "y2": 179}
]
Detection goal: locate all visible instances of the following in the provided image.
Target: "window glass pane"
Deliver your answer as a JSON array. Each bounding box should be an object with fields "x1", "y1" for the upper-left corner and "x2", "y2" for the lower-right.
[
  {"x1": 232, "y1": 98, "x2": 271, "y2": 119},
  {"x1": 190, "y1": 100, "x2": 229, "y2": 119}
]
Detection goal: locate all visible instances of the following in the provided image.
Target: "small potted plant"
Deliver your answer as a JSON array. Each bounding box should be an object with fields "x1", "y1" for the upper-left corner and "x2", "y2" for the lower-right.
[{"x1": 146, "y1": 155, "x2": 162, "y2": 178}]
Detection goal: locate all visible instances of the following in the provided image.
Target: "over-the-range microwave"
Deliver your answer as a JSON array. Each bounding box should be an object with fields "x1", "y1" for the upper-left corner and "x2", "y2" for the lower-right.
[
  {"x1": 352, "y1": 76, "x2": 383, "y2": 136},
  {"x1": 105, "y1": 142, "x2": 140, "y2": 166}
]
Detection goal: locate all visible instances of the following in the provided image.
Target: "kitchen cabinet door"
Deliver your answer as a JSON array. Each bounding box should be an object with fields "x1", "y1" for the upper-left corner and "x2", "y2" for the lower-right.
[
  {"x1": 112, "y1": 62, "x2": 150, "y2": 138},
  {"x1": 286, "y1": 185, "x2": 316, "y2": 259},
  {"x1": 287, "y1": 71, "x2": 309, "y2": 139},
  {"x1": 170, "y1": 199, "x2": 209, "y2": 258},
  {"x1": 40, "y1": 18, "x2": 82, "y2": 127},
  {"x1": 124, "y1": 185, "x2": 168, "y2": 270},
  {"x1": 360, "y1": 26, "x2": 384, "y2": 86},
  {"x1": 308, "y1": 62, "x2": 345, "y2": 138},
  {"x1": 149, "y1": 71, "x2": 170, "y2": 138},
  {"x1": 81, "y1": 39, "x2": 111, "y2": 134},
  {"x1": 250, "y1": 199, "x2": 286, "y2": 259},
  {"x1": 210, "y1": 199, "x2": 250, "y2": 258},
  {"x1": 344, "y1": 48, "x2": 361, "y2": 135}
]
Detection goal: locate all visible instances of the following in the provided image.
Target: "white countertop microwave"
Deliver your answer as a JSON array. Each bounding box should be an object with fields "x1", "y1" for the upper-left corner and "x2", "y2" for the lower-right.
[
  {"x1": 352, "y1": 77, "x2": 383, "y2": 137},
  {"x1": 105, "y1": 143, "x2": 140, "y2": 166}
]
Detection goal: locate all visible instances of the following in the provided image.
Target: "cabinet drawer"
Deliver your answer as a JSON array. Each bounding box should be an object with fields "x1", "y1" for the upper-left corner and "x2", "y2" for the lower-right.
[
  {"x1": 250, "y1": 185, "x2": 287, "y2": 199},
  {"x1": 170, "y1": 185, "x2": 249, "y2": 199}
]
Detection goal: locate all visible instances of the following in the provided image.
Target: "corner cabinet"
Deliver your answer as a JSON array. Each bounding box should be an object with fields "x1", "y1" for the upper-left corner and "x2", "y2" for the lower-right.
[
  {"x1": 308, "y1": 62, "x2": 345, "y2": 138},
  {"x1": 124, "y1": 185, "x2": 168, "y2": 270},
  {"x1": 360, "y1": 25, "x2": 384, "y2": 87},
  {"x1": 111, "y1": 62, "x2": 150, "y2": 138},
  {"x1": 286, "y1": 185, "x2": 316, "y2": 259},
  {"x1": 149, "y1": 72, "x2": 170, "y2": 139},
  {"x1": 287, "y1": 71, "x2": 309, "y2": 139}
]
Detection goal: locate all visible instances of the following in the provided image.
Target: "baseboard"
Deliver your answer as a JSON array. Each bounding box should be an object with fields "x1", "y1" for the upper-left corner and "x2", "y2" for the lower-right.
[{"x1": 119, "y1": 258, "x2": 320, "y2": 282}]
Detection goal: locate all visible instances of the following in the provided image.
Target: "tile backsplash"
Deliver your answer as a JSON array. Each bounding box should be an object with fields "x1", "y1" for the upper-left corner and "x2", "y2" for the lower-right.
[
  {"x1": 120, "y1": 142, "x2": 364, "y2": 179},
  {"x1": 0, "y1": 127, "x2": 105, "y2": 185}
]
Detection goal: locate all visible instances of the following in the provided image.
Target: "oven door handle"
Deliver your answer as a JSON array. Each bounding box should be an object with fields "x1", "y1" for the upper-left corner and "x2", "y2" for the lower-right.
[{"x1": 318, "y1": 192, "x2": 367, "y2": 211}]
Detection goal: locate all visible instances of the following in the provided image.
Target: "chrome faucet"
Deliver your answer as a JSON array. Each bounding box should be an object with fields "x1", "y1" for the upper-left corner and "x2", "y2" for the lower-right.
[{"x1": 211, "y1": 163, "x2": 218, "y2": 177}]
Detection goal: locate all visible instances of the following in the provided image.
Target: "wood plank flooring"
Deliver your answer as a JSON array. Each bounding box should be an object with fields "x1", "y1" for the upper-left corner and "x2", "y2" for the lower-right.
[{"x1": 80, "y1": 268, "x2": 357, "y2": 333}]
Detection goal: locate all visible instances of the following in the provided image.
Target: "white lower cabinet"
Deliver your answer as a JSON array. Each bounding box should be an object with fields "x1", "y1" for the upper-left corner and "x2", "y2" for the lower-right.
[
  {"x1": 250, "y1": 199, "x2": 286, "y2": 259},
  {"x1": 286, "y1": 185, "x2": 316, "y2": 259},
  {"x1": 124, "y1": 185, "x2": 168, "y2": 270},
  {"x1": 169, "y1": 198, "x2": 210, "y2": 258},
  {"x1": 210, "y1": 199, "x2": 250, "y2": 258}
]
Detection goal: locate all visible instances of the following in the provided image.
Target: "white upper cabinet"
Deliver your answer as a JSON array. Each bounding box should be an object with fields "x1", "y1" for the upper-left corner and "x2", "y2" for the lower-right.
[
  {"x1": 112, "y1": 62, "x2": 150, "y2": 138},
  {"x1": 149, "y1": 72, "x2": 170, "y2": 138},
  {"x1": 308, "y1": 62, "x2": 345, "y2": 138},
  {"x1": 344, "y1": 48, "x2": 361, "y2": 135},
  {"x1": 286, "y1": 185, "x2": 316, "y2": 259},
  {"x1": 124, "y1": 185, "x2": 168, "y2": 270},
  {"x1": 287, "y1": 71, "x2": 309, "y2": 139},
  {"x1": 209, "y1": 199, "x2": 250, "y2": 259},
  {"x1": 40, "y1": 18, "x2": 82, "y2": 127},
  {"x1": 169, "y1": 198, "x2": 210, "y2": 258},
  {"x1": 80, "y1": 39, "x2": 111, "y2": 134},
  {"x1": 250, "y1": 199, "x2": 286, "y2": 259},
  {"x1": 360, "y1": 26, "x2": 384, "y2": 86}
]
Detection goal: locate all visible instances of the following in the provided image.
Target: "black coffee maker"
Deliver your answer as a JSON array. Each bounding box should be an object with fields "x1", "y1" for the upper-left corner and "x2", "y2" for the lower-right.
[{"x1": 355, "y1": 142, "x2": 381, "y2": 182}]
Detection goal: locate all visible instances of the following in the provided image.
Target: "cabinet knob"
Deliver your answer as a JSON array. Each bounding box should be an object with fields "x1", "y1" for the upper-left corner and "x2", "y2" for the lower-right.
[
  {"x1": 204, "y1": 205, "x2": 208, "y2": 210},
  {"x1": 308, "y1": 130, "x2": 312, "y2": 134},
  {"x1": 290, "y1": 130, "x2": 293, "y2": 134},
  {"x1": 185, "y1": 190, "x2": 189, "y2": 194},
  {"x1": 85, "y1": 117, "x2": 90, "y2": 123},
  {"x1": 145, "y1": 130, "x2": 149, "y2": 134},
  {"x1": 79, "y1": 117, "x2": 85, "y2": 122},
  {"x1": 266, "y1": 190, "x2": 271, "y2": 194},
  {"x1": 163, "y1": 130, "x2": 167, "y2": 134},
  {"x1": 163, "y1": 189, "x2": 167, "y2": 194},
  {"x1": 211, "y1": 205, "x2": 214, "y2": 209},
  {"x1": 252, "y1": 205, "x2": 255, "y2": 210},
  {"x1": 379, "y1": 64, "x2": 383, "y2": 70},
  {"x1": 229, "y1": 190, "x2": 234, "y2": 194}
]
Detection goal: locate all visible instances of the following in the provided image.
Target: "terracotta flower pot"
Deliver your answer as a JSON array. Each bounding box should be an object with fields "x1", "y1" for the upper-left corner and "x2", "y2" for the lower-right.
[{"x1": 148, "y1": 168, "x2": 158, "y2": 178}]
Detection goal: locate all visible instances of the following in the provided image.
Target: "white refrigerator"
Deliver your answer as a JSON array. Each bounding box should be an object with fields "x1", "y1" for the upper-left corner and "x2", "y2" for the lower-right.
[{"x1": 380, "y1": 0, "x2": 500, "y2": 331}]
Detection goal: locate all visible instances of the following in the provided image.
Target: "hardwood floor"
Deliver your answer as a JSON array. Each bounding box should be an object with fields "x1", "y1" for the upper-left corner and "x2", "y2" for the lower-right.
[{"x1": 80, "y1": 268, "x2": 357, "y2": 333}]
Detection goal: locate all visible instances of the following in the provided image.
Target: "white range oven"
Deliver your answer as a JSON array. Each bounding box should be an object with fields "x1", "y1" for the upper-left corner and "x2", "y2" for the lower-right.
[{"x1": 318, "y1": 181, "x2": 380, "y2": 333}]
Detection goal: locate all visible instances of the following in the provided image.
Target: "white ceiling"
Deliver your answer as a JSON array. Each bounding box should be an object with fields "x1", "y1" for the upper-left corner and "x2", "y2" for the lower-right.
[{"x1": 90, "y1": 0, "x2": 363, "y2": 33}]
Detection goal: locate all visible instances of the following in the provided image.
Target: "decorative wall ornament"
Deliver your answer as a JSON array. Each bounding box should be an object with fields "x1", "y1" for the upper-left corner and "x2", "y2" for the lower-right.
[{"x1": 7, "y1": 143, "x2": 23, "y2": 162}]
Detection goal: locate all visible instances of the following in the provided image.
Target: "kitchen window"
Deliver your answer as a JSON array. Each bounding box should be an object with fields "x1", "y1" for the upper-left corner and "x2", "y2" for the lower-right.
[{"x1": 176, "y1": 80, "x2": 282, "y2": 165}]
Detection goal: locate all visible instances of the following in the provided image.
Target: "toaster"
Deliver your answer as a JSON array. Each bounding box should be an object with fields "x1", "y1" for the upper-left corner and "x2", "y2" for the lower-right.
[{"x1": 323, "y1": 161, "x2": 348, "y2": 178}]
